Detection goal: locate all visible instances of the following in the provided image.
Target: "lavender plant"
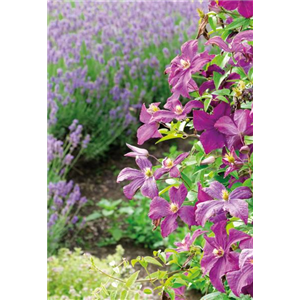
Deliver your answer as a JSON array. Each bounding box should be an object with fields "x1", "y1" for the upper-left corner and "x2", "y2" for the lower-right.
[
  {"x1": 48, "y1": 179, "x2": 87, "y2": 256},
  {"x1": 91, "y1": 1, "x2": 253, "y2": 299},
  {"x1": 47, "y1": 1, "x2": 210, "y2": 159}
]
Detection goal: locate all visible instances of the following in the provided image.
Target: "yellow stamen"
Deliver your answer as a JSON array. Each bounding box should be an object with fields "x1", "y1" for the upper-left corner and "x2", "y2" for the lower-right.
[
  {"x1": 175, "y1": 105, "x2": 183, "y2": 115},
  {"x1": 213, "y1": 247, "x2": 224, "y2": 257},
  {"x1": 164, "y1": 158, "x2": 174, "y2": 168},
  {"x1": 148, "y1": 104, "x2": 160, "y2": 113},
  {"x1": 225, "y1": 154, "x2": 235, "y2": 164},
  {"x1": 180, "y1": 59, "x2": 191, "y2": 70},
  {"x1": 170, "y1": 203, "x2": 179, "y2": 213},
  {"x1": 144, "y1": 168, "x2": 153, "y2": 178},
  {"x1": 222, "y1": 190, "x2": 229, "y2": 201}
]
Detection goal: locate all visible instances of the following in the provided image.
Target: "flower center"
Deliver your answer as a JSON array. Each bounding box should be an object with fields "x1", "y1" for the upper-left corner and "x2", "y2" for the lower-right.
[
  {"x1": 147, "y1": 104, "x2": 160, "y2": 114},
  {"x1": 213, "y1": 247, "x2": 224, "y2": 257},
  {"x1": 225, "y1": 154, "x2": 235, "y2": 164},
  {"x1": 222, "y1": 190, "x2": 229, "y2": 201},
  {"x1": 174, "y1": 105, "x2": 183, "y2": 115},
  {"x1": 144, "y1": 168, "x2": 153, "y2": 178},
  {"x1": 180, "y1": 59, "x2": 191, "y2": 70},
  {"x1": 170, "y1": 203, "x2": 179, "y2": 213},
  {"x1": 249, "y1": 258, "x2": 253, "y2": 265},
  {"x1": 164, "y1": 158, "x2": 174, "y2": 168}
]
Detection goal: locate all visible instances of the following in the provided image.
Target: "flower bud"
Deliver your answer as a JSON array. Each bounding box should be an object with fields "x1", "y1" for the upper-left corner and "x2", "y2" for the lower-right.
[
  {"x1": 201, "y1": 156, "x2": 215, "y2": 165},
  {"x1": 240, "y1": 145, "x2": 250, "y2": 154}
]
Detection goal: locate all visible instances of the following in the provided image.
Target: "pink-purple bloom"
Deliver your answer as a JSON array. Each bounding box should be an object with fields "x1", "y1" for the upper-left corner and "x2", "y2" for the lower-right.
[
  {"x1": 137, "y1": 103, "x2": 162, "y2": 145},
  {"x1": 226, "y1": 237, "x2": 256, "y2": 297},
  {"x1": 193, "y1": 102, "x2": 231, "y2": 153},
  {"x1": 195, "y1": 181, "x2": 252, "y2": 226},
  {"x1": 124, "y1": 143, "x2": 149, "y2": 158},
  {"x1": 173, "y1": 229, "x2": 205, "y2": 253},
  {"x1": 117, "y1": 156, "x2": 158, "y2": 199},
  {"x1": 152, "y1": 99, "x2": 203, "y2": 123},
  {"x1": 215, "y1": 109, "x2": 253, "y2": 150},
  {"x1": 223, "y1": 147, "x2": 244, "y2": 177},
  {"x1": 217, "y1": 0, "x2": 253, "y2": 19},
  {"x1": 201, "y1": 221, "x2": 251, "y2": 293},
  {"x1": 165, "y1": 40, "x2": 214, "y2": 98},
  {"x1": 148, "y1": 184, "x2": 196, "y2": 237},
  {"x1": 154, "y1": 152, "x2": 190, "y2": 179}
]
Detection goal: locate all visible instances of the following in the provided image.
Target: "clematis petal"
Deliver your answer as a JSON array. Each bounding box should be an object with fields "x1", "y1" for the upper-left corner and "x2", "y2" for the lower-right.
[
  {"x1": 239, "y1": 249, "x2": 253, "y2": 268},
  {"x1": 152, "y1": 110, "x2": 175, "y2": 123},
  {"x1": 170, "y1": 184, "x2": 188, "y2": 207},
  {"x1": 149, "y1": 196, "x2": 172, "y2": 219},
  {"x1": 218, "y1": 0, "x2": 239, "y2": 11},
  {"x1": 183, "y1": 100, "x2": 204, "y2": 114},
  {"x1": 135, "y1": 156, "x2": 152, "y2": 171},
  {"x1": 193, "y1": 110, "x2": 216, "y2": 131},
  {"x1": 137, "y1": 123, "x2": 162, "y2": 145},
  {"x1": 169, "y1": 166, "x2": 180, "y2": 178},
  {"x1": 226, "y1": 229, "x2": 252, "y2": 252},
  {"x1": 123, "y1": 177, "x2": 145, "y2": 199},
  {"x1": 117, "y1": 168, "x2": 144, "y2": 182},
  {"x1": 211, "y1": 221, "x2": 228, "y2": 250},
  {"x1": 203, "y1": 181, "x2": 226, "y2": 200},
  {"x1": 237, "y1": 0, "x2": 253, "y2": 18},
  {"x1": 229, "y1": 186, "x2": 252, "y2": 200},
  {"x1": 178, "y1": 206, "x2": 197, "y2": 226},
  {"x1": 154, "y1": 167, "x2": 169, "y2": 180},
  {"x1": 161, "y1": 214, "x2": 178, "y2": 237},
  {"x1": 141, "y1": 177, "x2": 158, "y2": 199},
  {"x1": 190, "y1": 51, "x2": 215, "y2": 73},
  {"x1": 224, "y1": 199, "x2": 249, "y2": 224},
  {"x1": 124, "y1": 143, "x2": 149, "y2": 158},
  {"x1": 139, "y1": 103, "x2": 151, "y2": 124},
  {"x1": 195, "y1": 200, "x2": 225, "y2": 226},
  {"x1": 213, "y1": 102, "x2": 231, "y2": 120},
  {"x1": 200, "y1": 129, "x2": 226, "y2": 154},
  {"x1": 221, "y1": 73, "x2": 241, "y2": 89},
  {"x1": 181, "y1": 39, "x2": 198, "y2": 60},
  {"x1": 215, "y1": 116, "x2": 239, "y2": 135},
  {"x1": 205, "y1": 36, "x2": 231, "y2": 52},
  {"x1": 209, "y1": 257, "x2": 227, "y2": 293},
  {"x1": 240, "y1": 237, "x2": 253, "y2": 250},
  {"x1": 197, "y1": 182, "x2": 213, "y2": 203},
  {"x1": 191, "y1": 229, "x2": 206, "y2": 244},
  {"x1": 199, "y1": 80, "x2": 215, "y2": 96},
  {"x1": 174, "y1": 152, "x2": 190, "y2": 165},
  {"x1": 201, "y1": 240, "x2": 219, "y2": 274},
  {"x1": 171, "y1": 69, "x2": 193, "y2": 98}
]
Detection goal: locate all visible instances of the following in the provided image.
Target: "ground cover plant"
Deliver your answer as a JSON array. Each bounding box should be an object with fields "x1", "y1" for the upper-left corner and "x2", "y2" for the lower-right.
[{"x1": 91, "y1": 1, "x2": 254, "y2": 299}]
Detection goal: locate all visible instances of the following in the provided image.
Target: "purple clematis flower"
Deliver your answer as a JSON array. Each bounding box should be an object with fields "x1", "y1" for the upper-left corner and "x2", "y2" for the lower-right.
[
  {"x1": 174, "y1": 229, "x2": 206, "y2": 253},
  {"x1": 117, "y1": 156, "x2": 158, "y2": 200},
  {"x1": 201, "y1": 221, "x2": 251, "y2": 293},
  {"x1": 154, "y1": 152, "x2": 190, "y2": 179},
  {"x1": 215, "y1": 109, "x2": 253, "y2": 150},
  {"x1": 195, "y1": 183, "x2": 228, "y2": 224},
  {"x1": 137, "y1": 103, "x2": 162, "y2": 145},
  {"x1": 148, "y1": 184, "x2": 197, "y2": 237},
  {"x1": 124, "y1": 143, "x2": 149, "y2": 158},
  {"x1": 152, "y1": 99, "x2": 203, "y2": 123},
  {"x1": 206, "y1": 30, "x2": 253, "y2": 73},
  {"x1": 195, "y1": 181, "x2": 252, "y2": 226},
  {"x1": 227, "y1": 248, "x2": 253, "y2": 297},
  {"x1": 217, "y1": 0, "x2": 253, "y2": 19},
  {"x1": 165, "y1": 40, "x2": 215, "y2": 98},
  {"x1": 223, "y1": 147, "x2": 244, "y2": 177},
  {"x1": 193, "y1": 102, "x2": 231, "y2": 153}
]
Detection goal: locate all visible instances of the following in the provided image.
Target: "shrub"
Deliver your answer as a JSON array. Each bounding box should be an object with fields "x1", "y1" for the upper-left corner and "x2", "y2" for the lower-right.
[{"x1": 47, "y1": 246, "x2": 125, "y2": 299}]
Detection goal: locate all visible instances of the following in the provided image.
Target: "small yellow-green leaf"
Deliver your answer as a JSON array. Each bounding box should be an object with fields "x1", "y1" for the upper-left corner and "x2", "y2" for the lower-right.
[
  {"x1": 144, "y1": 256, "x2": 163, "y2": 267},
  {"x1": 126, "y1": 271, "x2": 140, "y2": 288}
]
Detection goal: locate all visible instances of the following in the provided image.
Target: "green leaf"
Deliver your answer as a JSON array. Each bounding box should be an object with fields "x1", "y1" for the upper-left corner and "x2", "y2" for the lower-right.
[
  {"x1": 166, "y1": 289, "x2": 175, "y2": 300},
  {"x1": 180, "y1": 172, "x2": 193, "y2": 189},
  {"x1": 244, "y1": 135, "x2": 253, "y2": 145},
  {"x1": 213, "y1": 71, "x2": 224, "y2": 90},
  {"x1": 120, "y1": 290, "x2": 128, "y2": 300},
  {"x1": 159, "y1": 184, "x2": 180, "y2": 196},
  {"x1": 85, "y1": 212, "x2": 101, "y2": 222},
  {"x1": 144, "y1": 256, "x2": 163, "y2": 267},
  {"x1": 143, "y1": 288, "x2": 153, "y2": 295},
  {"x1": 156, "y1": 133, "x2": 183, "y2": 144},
  {"x1": 125, "y1": 271, "x2": 140, "y2": 288},
  {"x1": 225, "y1": 17, "x2": 248, "y2": 31},
  {"x1": 110, "y1": 228, "x2": 122, "y2": 241},
  {"x1": 212, "y1": 89, "x2": 230, "y2": 96},
  {"x1": 201, "y1": 292, "x2": 221, "y2": 300},
  {"x1": 208, "y1": 15, "x2": 217, "y2": 31},
  {"x1": 204, "y1": 97, "x2": 212, "y2": 112},
  {"x1": 216, "y1": 95, "x2": 229, "y2": 103}
]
